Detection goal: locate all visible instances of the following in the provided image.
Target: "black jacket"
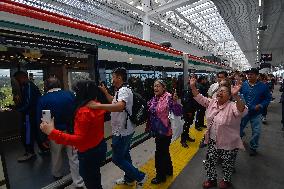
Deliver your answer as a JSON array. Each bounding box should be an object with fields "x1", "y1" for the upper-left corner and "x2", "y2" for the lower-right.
[{"x1": 181, "y1": 89, "x2": 198, "y2": 113}]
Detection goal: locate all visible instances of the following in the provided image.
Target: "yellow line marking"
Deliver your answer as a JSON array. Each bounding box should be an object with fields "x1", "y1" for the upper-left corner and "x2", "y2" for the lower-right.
[{"x1": 113, "y1": 127, "x2": 206, "y2": 189}]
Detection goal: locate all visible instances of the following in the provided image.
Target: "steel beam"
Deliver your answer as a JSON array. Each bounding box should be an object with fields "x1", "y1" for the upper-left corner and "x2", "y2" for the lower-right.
[
  {"x1": 112, "y1": 0, "x2": 145, "y2": 15},
  {"x1": 174, "y1": 11, "x2": 216, "y2": 44},
  {"x1": 148, "y1": 0, "x2": 199, "y2": 16}
]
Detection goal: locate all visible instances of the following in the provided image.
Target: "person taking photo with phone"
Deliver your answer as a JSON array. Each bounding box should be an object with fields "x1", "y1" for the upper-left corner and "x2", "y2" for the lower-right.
[{"x1": 40, "y1": 80, "x2": 107, "y2": 189}]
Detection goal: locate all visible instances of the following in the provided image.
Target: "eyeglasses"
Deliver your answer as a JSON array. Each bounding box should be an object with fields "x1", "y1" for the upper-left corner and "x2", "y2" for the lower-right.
[{"x1": 217, "y1": 89, "x2": 229, "y2": 94}]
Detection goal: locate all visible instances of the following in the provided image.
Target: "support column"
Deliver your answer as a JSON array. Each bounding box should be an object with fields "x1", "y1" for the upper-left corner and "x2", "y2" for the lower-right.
[
  {"x1": 162, "y1": 71, "x2": 167, "y2": 78},
  {"x1": 99, "y1": 68, "x2": 106, "y2": 82},
  {"x1": 87, "y1": 46, "x2": 99, "y2": 84},
  {"x1": 183, "y1": 53, "x2": 189, "y2": 90},
  {"x1": 142, "y1": 0, "x2": 151, "y2": 41}
]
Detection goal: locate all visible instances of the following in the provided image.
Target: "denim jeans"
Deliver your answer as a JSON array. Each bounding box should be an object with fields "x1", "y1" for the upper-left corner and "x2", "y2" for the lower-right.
[
  {"x1": 112, "y1": 133, "x2": 145, "y2": 182},
  {"x1": 78, "y1": 140, "x2": 107, "y2": 189},
  {"x1": 240, "y1": 114, "x2": 262, "y2": 150}
]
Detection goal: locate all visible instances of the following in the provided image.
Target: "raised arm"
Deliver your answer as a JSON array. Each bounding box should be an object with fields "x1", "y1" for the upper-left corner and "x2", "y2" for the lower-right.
[
  {"x1": 189, "y1": 77, "x2": 211, "y2": 108},
  {"x1": 231, "y1": 81, "x2": 246, "y2": 113},
  {"x1": 189, "y1": 77, "x2": 199, "y2": 97},
  {"x1": 99, "y1": 84, "x2": 113, "y2": 103}
]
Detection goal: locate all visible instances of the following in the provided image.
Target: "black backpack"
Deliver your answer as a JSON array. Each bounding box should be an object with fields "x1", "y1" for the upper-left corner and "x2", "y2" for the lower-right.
[{"x1": 116, "y1": 86, "x2": 148, "y2": 127}]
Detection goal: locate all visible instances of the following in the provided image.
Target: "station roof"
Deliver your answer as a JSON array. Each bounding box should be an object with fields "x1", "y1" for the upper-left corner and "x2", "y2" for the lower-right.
[{"x1": 10, "y1": 0, "x2": 284, "y2": 70}]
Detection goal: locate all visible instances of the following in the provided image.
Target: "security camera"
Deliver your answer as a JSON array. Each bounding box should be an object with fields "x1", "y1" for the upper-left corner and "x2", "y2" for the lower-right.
[{"x1": 258, "y1": 25, "x2": 268, "y2": 31}]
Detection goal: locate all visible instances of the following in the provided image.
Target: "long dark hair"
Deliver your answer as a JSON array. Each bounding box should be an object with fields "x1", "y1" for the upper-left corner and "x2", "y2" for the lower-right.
[
  {"x1": 68, "y1": 80, "x2": 106, "y2": 133},
  {"x1": 72, "y1": 80, "x2": 102, "y2": 108}
]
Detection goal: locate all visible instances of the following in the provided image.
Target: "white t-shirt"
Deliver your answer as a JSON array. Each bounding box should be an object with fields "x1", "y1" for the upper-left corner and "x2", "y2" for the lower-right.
[
  {"x1": 111, "y1": 87, "x2": 135, "y2": 136},
  {"x1": 207, "y1": 82, "x2": 219, "y2": 98}
]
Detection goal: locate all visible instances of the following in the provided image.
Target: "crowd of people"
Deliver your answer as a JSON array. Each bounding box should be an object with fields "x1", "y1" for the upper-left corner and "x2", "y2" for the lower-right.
[{"x1": 12, "y1": 67, "x2": 277, "y2": 189}]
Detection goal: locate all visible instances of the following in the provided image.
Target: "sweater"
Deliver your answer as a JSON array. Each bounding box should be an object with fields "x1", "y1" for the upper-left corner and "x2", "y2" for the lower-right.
[
  {"x1": 37, "y1": 90, "x2": 75, "y2": 131},
  {"x1": 147, "y1": 92, "x2": 182, "y2": 136},
  {"x1": 49, "y1": 104, "x2": 106, "y2": 152}
]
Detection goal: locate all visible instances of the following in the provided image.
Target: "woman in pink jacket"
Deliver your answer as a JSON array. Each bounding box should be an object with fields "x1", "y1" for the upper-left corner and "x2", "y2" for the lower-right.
[{"x1": 189, "y1": 77, "x2": 247, "y2": 189}]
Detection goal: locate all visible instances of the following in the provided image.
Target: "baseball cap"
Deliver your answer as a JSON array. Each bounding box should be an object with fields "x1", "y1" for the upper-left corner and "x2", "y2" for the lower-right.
[{"x1": 246, "y1": 68, "x2": 259, "y2": 75}]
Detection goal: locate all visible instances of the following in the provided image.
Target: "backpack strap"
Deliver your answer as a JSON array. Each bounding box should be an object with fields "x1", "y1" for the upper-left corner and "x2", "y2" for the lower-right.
[{"x1": 116, "y1": 84, "x2": 131, "y2": 129}]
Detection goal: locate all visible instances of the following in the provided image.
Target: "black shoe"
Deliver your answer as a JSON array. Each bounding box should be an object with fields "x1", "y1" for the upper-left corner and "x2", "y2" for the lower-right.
[
  {"x1": 201, "y1": 125, "x2": 207, "y2": 128},
  {"x1": 166, "y1": 170, "x2": 173, "y2": 176},
  {"x1": 195, "y1": 127, "x2": 202, "y2": 131},
  {"x1": 181, "y1": 141, "x2": 189, "y2": 148},
  {"x1": 187, "y1": 137, "x2": 195, "y2": 142},
  {"x1": 53, "y1": 176, "x2": 63, "y2": 181},
  {"x1": 17, "y1": 153, "x2": 36, "y2": 162},
  {"x1": 151, "y1": 177, "x2": 166, "y2": 184},
  {"x1": 249, "y1": 149, "x2": 257, "y2": 156},
  {"x1": 38, "y1": 149, "x2": 50, "y2": 156}
]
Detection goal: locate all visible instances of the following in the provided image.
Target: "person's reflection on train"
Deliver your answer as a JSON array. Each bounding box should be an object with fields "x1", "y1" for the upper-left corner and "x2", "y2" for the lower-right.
[
  {"x1": 146, "y1": 79, "x2": 182, "y2": 184},
  {"x1": 36, "y1": 76, "x2": 85, "y2": 188},
  {"x1": 40, "y1": 80, "x2": 107, "y2": 189},
  {"x1": 13, "y1": 71, "x2": 47, "y2": 162}
]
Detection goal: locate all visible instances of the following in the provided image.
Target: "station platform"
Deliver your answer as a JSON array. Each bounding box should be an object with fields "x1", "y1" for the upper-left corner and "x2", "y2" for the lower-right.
[{"x1": 1, "y1": 85, "x2": 283, "y2": 189}]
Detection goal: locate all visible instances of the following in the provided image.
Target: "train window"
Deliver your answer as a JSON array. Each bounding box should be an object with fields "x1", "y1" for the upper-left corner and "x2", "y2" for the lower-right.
[
  {"x1": 68, "y1": 71, "x2": 90, "y2": 90},
  {"x1": 0, "y1": 69, "x2": 14, "y2": 110},
  {"x1": 27, "y1": 70, "x2": 44, "y2": 93}
]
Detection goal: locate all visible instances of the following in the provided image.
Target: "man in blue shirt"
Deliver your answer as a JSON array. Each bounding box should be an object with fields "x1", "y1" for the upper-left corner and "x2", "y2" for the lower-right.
[
  {"x1": 240, "y1": 68, "x2": 271, "y2": 156},
  {"x1": 37, "y1": 76, "x2": 84, "y2": 188}
]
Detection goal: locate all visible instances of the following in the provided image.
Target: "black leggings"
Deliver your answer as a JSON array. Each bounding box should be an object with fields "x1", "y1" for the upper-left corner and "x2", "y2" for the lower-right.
[{"x1": 155, "y1": 134, "x2": 173, "y2": 179}]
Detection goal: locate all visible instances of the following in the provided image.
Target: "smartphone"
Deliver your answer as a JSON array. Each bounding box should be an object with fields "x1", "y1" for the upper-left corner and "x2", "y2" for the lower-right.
[{"x1": 42, "y1": 110, "x2": 52, "y2": 123}]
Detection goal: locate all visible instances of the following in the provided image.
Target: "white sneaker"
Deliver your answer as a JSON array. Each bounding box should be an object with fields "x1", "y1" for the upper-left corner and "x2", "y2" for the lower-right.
[
  {"x1": 114, "y1": 177, "x2": 134, "y2": 186},
  {"x1": 64, "y1": 183, "x2": 85, "y2": 189},
  {"x1": 262, "y1": 117, "x2": 267, "y2": 123},
  {"x1": 136, "y1": 174, "x2": 147, "y2": 189}
]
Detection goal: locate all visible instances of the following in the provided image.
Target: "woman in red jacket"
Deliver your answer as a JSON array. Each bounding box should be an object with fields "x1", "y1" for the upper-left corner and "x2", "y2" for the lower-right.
[{"x1": 40, "y1": 80, "x2": 107, "y2": 189}]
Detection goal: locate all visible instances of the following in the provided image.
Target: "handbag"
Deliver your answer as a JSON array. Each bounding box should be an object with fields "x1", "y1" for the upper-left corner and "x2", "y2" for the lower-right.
[{"x1": 169, "y1": 111, "x2": 184, "y2": 142}]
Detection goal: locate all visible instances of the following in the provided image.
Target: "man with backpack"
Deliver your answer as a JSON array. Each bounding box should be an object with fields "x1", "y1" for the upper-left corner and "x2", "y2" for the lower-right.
[{"x1": 87, "y1": 67, "x2": 147, "y2": 188}]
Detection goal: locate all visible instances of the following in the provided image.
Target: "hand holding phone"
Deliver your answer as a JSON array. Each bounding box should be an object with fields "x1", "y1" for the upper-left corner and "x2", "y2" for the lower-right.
[{"x1": 42, "y1": 110, "x2": 52, "y2": 123}]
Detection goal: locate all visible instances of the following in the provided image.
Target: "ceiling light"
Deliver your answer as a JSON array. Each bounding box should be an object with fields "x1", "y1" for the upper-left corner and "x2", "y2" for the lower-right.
[
  {"x1": 258, "y1": 15, "x2": 261, "y2": 23},
  {"x1": 259, "y1": 0, "x2": 262, "y2": 6}
]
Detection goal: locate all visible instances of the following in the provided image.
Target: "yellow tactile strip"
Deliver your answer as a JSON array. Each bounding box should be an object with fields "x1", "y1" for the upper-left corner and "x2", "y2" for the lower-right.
[{"x1": 113, "y1": 127, "x2": 206, "y2": 189}]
